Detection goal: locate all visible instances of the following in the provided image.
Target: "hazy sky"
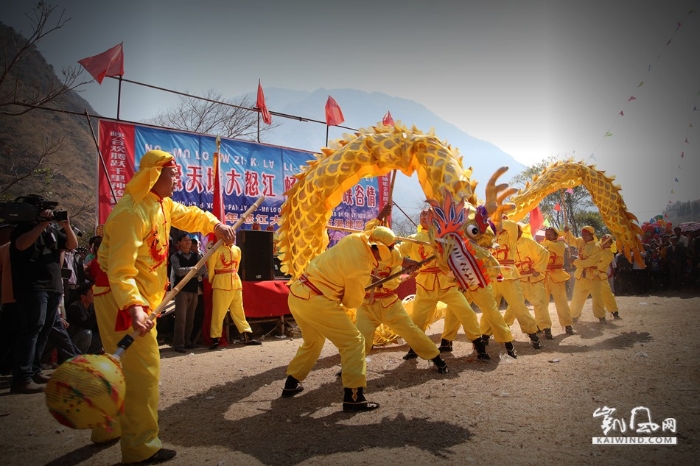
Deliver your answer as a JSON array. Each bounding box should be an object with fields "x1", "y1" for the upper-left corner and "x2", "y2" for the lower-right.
[{"x1": 2, "y1": 0, "x2": 700, "y2": 222}]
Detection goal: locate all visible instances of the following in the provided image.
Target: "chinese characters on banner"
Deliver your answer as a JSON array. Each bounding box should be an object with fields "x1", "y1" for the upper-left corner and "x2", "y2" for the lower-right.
[{"x1": 97, "y1": 120, "x2": 389, "y2": 235}]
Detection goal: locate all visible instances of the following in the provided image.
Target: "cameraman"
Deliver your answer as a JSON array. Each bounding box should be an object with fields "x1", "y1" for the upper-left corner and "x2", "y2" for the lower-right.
[{"x1": 9, "y1": 195, "x2": 77, "y2": 394}]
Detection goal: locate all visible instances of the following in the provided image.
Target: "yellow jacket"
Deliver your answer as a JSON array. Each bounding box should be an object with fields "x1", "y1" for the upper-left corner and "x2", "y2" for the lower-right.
[
  {"x1": 399, "y1": 229, "x2": 455, "y2": 291},
  {"x1": 97, "y1": 191, "x2": 219, "y2": 313},
  {"x1": 564, "y1": 231, "x2": 602, "y2": 280},
  {"x1": 299, "y1": 233, "x2": 384, "y2": 309},
  {"x1": 207, "y1": 243, "x2": 242, "y2": 291},
  {"x1": 514, "y1": 235, "x2": 549, "y2": 283},
  {"x1": 493, "y1": 219, "x2": 521, "y2": 280},
  {"x1": 597, "y1": 248, "x2": 615, "y2": 280},
  {"x1": 542, "y1": 239, "x2": 571, "y2": 283}
]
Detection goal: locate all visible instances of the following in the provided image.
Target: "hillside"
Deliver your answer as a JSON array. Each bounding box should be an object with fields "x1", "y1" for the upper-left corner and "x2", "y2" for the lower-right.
[{"x1": 0, "y1": 22, "x2": 99, "y2": 238}]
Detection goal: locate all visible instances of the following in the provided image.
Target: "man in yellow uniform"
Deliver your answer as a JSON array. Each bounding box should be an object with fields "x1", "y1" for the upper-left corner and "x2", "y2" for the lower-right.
[
  {"x1": 598, "y1": 234, "x2": 621, "y2": 320},
  {"x1": 541, "y1": 227, "x2": 575, "y2": 335},
  {"x1": 482, "y1": 218, "x2": 542, "y2": 349},
  {"x1": 282, "y1": 228, "x2": 410, "y2": 412},
  {"x1": 207, "y1": 238, "x2": 261, "y2": 349},
  {"x1": 355, "y1": 228, "x2": 448, "y2": 373},
  {"x1": 440, "y1": 235, "x2": 518, "y2": 358},
  {"x1": 564, "y1": 226, "x2": 606, "y2": 322},
  {"x1": 504, "y1": 224, "x2": 551, "y2": 338},
  {"x1": 399, "y1": 209, "x2": 490, "y2": 361},
  {"x1": 91, "y1": 150, "x2": 236, "y2": 464}
]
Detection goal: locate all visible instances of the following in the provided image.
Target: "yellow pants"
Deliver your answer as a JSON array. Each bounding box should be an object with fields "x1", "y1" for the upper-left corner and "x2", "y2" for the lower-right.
[
  {"x1": 599, "y1": 278, "x2": 619, "y2": 314},
  {"x1": 482, "y1": 279, "x2": 538, "y2": 335},
  {"x1": 286, "y1": 283, "x2": 366, "y2": 388},
  {"x1": 91, "y1": 292, "x2": 162, "y2": 464},
  {"x1": 356, "y1": 297, "x2": 439, "y2": 360},
  {"x1": 544, "y1": 277, "x2": 573, "y2": 327},
  {"x1": 506, "y1": 280, "x2": 551, "y2": 330},
  {"x1": 569, "y1": 277, "x2": 605, "y2": 319},
  {"x1": 411, "y1": 285, "x2": 481, "y2": 341},
  {"x1": 210, "y1": 288, "x2": 252, "y2": 338},
  {"x1": 443, "y1": 285, "x2": 514, "y2": 343}
]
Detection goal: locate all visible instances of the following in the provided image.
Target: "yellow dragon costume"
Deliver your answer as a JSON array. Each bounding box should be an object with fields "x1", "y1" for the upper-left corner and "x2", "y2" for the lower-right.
[{"x1": 277, "y1": 125, "x2": 643, "y2": 346}]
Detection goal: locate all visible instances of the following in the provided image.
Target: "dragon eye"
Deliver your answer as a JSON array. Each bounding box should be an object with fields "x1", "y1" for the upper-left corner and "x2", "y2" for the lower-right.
[{"x1": 465, "y1": 223, "x2": 480, "y2": 238}]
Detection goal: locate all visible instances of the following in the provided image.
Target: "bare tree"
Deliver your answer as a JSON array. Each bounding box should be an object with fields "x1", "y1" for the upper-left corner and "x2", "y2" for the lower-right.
[
  {"x1": 147, "y1": 89, "x2": 278, "y2": 141},
  {"x1": 0, "y1": 2, "x2": 90, "y2": 116}
]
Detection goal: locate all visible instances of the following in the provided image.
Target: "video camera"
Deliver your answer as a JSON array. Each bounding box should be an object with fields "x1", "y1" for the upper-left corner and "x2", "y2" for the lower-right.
[{"x1": 0, "y1": 195, "x2": 68, "y2": 224}]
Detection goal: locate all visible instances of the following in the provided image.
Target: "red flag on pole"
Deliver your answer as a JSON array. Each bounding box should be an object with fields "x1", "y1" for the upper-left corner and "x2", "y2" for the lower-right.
[
  {"x1": 256, "y1": 80, "x2": 272, "y2": 125},
  {"x1": 212, "y1": 138, "x2": 225, "y2": 223},
  {"x1": 529, "y1": 206, "x2": 544, "y2": 235},
  {"x1": 554, "y1": 203, "x2": 561, "y2": 212},
  {"x1": 78, "y1": 43, "x2": 124, "y2": 84},
  {"x1": 382, "y1": 111, "x2": 394, "y2": 126},
  {"x1": 325, "y1": 96, "x2": 345, "y2": 126}
]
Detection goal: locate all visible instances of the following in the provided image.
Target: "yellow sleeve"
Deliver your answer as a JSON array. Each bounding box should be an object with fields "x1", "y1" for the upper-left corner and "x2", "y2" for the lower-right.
[
  {"x1": 528, "y1": 238, "x2": 549, "y2": 274},
  {"x1": 169, "y1": 199, "x2": 220, "y2": 236}
]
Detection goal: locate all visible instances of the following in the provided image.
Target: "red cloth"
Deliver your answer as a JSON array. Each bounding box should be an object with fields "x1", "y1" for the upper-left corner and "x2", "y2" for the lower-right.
[
  {"x1": 257, "y1": 80, "x2": 272, "y2": 125},
  {"x1": 382, "y1": 111, "x2": 394, "y2": 126},
  {"x1": 212, "y1": 152, "x2": 225, "y2": 222},
  {"x1": 78, "y1": 43, "x2": 124, "y2": 84},
  {"x1": 529, "y1": 206, "x2": 544, "y2": 236},
  {"x1": 325, "y1": 96, "x2": 345, "y2": 126},
  {"x1": 241, "y1": 280, "x2": 290, "y2": 318}
]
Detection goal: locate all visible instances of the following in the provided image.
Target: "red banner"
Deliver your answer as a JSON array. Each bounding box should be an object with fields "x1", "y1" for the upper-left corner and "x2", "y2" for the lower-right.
[{"x1": 97, "y1": 120, "x2": 136, "y2": 224}]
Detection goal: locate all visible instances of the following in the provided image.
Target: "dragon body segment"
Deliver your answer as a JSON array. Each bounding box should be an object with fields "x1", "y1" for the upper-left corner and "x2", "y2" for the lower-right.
[
  {"x1": 277, "y1": 124, "x2": 476, "y2": 280},
  {"x1": 508, "y1": 161, "x2": 644, "y2": 266}
]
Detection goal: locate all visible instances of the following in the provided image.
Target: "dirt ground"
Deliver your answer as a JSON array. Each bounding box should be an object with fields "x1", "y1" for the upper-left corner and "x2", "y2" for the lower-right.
[{"x1": 0, "y1": 291, "x2": 698, "y2": 466}]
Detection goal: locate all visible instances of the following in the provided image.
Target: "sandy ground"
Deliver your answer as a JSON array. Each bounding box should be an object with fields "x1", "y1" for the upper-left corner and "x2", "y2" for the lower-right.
[{"x1": 0, "y1": 292, "x2": 699, "y2": 466}]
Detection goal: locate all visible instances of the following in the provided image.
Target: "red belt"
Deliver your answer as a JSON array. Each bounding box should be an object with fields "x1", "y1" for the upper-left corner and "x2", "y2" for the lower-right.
[
  {"x1": 215, "y1": 268, "x2": 236, "y2": 274},
  {"x1": 299, "y1": 274, "x2": 323, "y2": 296},
  {"x1": 500, "y1": 260, "x2": 515, "y2": 265},
  {"x1": 364, "y1": 290, "x2": 396, "y2": 299}
]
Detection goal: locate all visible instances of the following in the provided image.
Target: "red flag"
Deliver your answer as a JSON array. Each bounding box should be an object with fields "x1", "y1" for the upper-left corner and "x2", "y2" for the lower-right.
[
  {"x1": 325, "y1": 96, "x2": 345, "y2": 126},
  {"x1": 382, "y1": 111, "x2": 395, "y2": 126},
  {"x1": 256, "y1": 80, "x2": 272, "y2": 125},
  {"x1": 554, "y1": 203, "x2": 561, "y2": 212},
  {"x1": 212, "y1": 146, "x2": 225, "y2": 223},
  {"x1": 619, "y1": 110, "x2": 624, "y2": 116},
  {"x1": 566, "y1": 188, "x2": 574, "y2": 194},
  {"x1": 529, "y1": 206, "x2": 544, "y2": 235},
  {"x1": 628, "y1": 96, "x2": 636, "y2": 102},
  {"x1": 78, "y1": 43, "x2": 124, "y2": 84}
]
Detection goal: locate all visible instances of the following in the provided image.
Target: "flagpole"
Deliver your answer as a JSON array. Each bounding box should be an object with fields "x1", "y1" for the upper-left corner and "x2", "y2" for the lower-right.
[
  {"x1": 325, "y1": 125, "x2": 329, "y2": 146},
  {"x1": 560, "y1": 189, "x2": 568, "y2": 229},
  {"x1": 117, "y1": 76, "x2": 123, "y2": 121},
  {"x1": 257, "y1": 113, "x2": 260, "y2": 143},
  {"x1": 84, "y1": 110, "x2": 117, "y2": 206}
]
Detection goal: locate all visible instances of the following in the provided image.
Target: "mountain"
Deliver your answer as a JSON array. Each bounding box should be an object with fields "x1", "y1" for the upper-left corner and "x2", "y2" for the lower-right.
[
  {"x1": 0, "y1": 23, "x2": 99, "y2": 238},
  {"x1": 251, "y1": 87, "x2": 526, "y2": 215}
]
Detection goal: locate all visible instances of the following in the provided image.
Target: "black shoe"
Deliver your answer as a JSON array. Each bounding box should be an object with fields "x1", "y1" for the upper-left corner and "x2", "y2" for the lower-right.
[
  {"x1": 612, "y1": 312, "x2": 621, "y2": 320},
  {"x1": 343, "y1": 387, "x2": 379, "y2": 412},
  {"x1": 343, "y1": 400, "x2": 380, "y2": 412},
  {"x1": 472, "y1": 337, "x2": 490, "y2": 361},
  {"x1": 402, "y1": 348, "x2": 418, "y2": 360},
  {"x1": 431, "y1": 356, "x2": 448, "y2": 374},
  {"x1": 438, "y1": 339, "x2": 453, "y2": 353},
  {"x1": 281, "y1": 375, "x2": 304, "y2": 398},
  {"x1": 528, "y1": 333, "x2": 542, "y2": 349},
  {"x1": 135, "y1": 448, "x2": 177, "y2": 464},
  {"x1": 243, "y1": 333, "x2": 262, "y2": 345},
  {"x1": 543, "y1": 328, "x2": 553, "y2": 340},
  {"x1": 174, "y1": 346, "x2": 187, "y2": 353},
  {"x1": 505, "y1": 341, "x2": 517, "y2": 359},
  {"x1": 208, "y1": 338, "x2": 220, "y2": 350},
  {"x1": 184, "y1": 344, "x2": 195, "y2": 349},
  {"x1": 481, "y1": 334, "x2": 491, "y2": 346},
  {"x1": 565, "y1": 326, "x2": 576, "y2": 335}
]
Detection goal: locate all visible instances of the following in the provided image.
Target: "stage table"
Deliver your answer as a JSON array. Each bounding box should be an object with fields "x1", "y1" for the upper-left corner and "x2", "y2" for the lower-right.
[{"x1": 242, "y1": 279, "x2": 291, "y2": 318}]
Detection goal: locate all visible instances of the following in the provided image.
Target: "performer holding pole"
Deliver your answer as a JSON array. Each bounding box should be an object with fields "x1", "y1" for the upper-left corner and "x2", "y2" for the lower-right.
[{"x1": 89, "y1": 150, "x2": 237, "y2": 464}]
